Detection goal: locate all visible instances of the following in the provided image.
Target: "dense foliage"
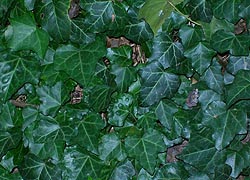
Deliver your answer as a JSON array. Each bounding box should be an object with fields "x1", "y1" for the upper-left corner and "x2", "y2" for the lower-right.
[{"x1": 0, "y1": 0, "x2": 250, "y2": 179}]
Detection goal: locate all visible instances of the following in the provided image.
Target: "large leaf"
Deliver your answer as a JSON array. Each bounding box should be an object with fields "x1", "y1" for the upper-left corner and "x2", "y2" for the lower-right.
[
  {"x1": 202, "y1": 101, "x2": 247, "y2": 150},
  {"x1": 20, "y1": 153, "x2": 62, "y2": 180},
  {"x1": 54, "y1": 37, "x2": 106, "y2": 86},
  {"x1": 184, "y1": 42, "x2": 216, "y2": 75},
  {"x1": 138, "y1": 0, "x2": 183, "y2": 34},
  {"x1": 211, "y1": 30, "x2": 250, "y2": 56},
  {"x1": 226, "y1": 70, "x2": 250, "y2": 107},
  {"x1": 38, "y1": 0, "x2": 71, "y2": 42},
  {"x1": 125, "y1": 128, "x2": 165, "y2": 174},
  {"x1": 0, "y1": 53, "x2": 40, "y2": 102},
  {"x1": 149, "y1": 32, "x2": 184, "y2": 69},
  {"x1": 74, "y1": 112, "x2": 105, "y2": 154},
  {"x1": 6, "y1": 14, "x2": 49, "y2": 58},
  {"x1": 140, "y1": 61, "x2": 180, "y2": 106}
]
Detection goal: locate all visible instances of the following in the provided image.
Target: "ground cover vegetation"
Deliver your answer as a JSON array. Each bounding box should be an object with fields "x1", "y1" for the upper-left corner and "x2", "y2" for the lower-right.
[{"x1": 0, "y1": 0, "x2": 250, "y2": 179}]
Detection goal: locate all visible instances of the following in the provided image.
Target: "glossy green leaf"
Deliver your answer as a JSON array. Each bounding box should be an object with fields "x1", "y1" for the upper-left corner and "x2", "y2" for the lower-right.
[
  {"x1": 110, "y1": 160, "x2": 135, "y2": 180},
  {"x1": 137, "y1": 111, "x2": 157, "y2": 130},
  {"x1": 201, "y1": 59, "x2": 224, "y2": 94},
  {"x1": 20, "y1": 153, "x2": 62, "y2": 180},
  {"x1": 226, "y1": 55, "x2": 250, "y2": 75},
  {"x1": 203, "y1": 101, "x2": 247, "y2": 150},
  {"x1": 184, "y1": 42, "x2": 216, "y2": 75},
  {"x1": 0, "y1": 53, "x2": 40, "y2": 102},
  {"x1": 149, "y1": 32, "x2": 184, "y2": 69},
  {"x1": 125, "y1": 128, "x2": 165, "y2": 174},
  {"x1": 226, "y1": 70, "x2": 250, "y2": 107},
  {"x1": 6, "y1": 14, "x2": 49, "y2": 58},
  {"x1": 211, "y1": 30, "x2": 250, "y2": 56},
  {"x1": 140, "y1": 61, "x2": 180, "y2": 106},
  {"x1": 108, "y1": 93, "x2": 134, "y2": 126},
  {"x1": 39, "y1": 0, "x2": 71, "y2": 42},
  {"x1": 74, "y1": 112, "x2": 105, "y2": 154},
  {"x1": 179, "y1": 128, "x2": 226, "y2": 173},
  {"x1": 98, "y1": 133, "x2": 126, "y2": 162},
  {"x1": 54, "y1": 38, "x2": 106, "y2": 86},
  {"x1": 138, "y1": 0, "x2": 183, "y2": 34},
  {"x1": 63, "y1": 146, "x2": 105, "y2": 180},
  {"x1": 198, "y1": 90, "x2": 221, "y2": 110}
]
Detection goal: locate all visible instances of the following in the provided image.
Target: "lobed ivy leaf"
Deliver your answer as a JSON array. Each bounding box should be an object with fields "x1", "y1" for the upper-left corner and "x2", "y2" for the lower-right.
[
  {"x1": 211, "y1": 30, "x2": 250, "y2": 56},
  {"x1": 110, "y1": 160, "x2": 135, "y2": 180},
  {"x1": 140, "y1": 61, "x2": 180, "y2": 106},
  {"x1": 203, "y1": 101, "x2": 247, "y2": 150},
  {"x1": 226, "y1": 55, "x2": 250, "y2": 75},
  {"x1": 6, "y1": 14, "x2": 49, "y2": 58},
  {"x1": 226, "y1": 70, "x2": 250, "y2": 107},
  {"x1": 125, "y1": 128, "x2": 165, "y2": 174},
  {"x1": 54, "y1": 37, "x2": 106, "y2": 86}
]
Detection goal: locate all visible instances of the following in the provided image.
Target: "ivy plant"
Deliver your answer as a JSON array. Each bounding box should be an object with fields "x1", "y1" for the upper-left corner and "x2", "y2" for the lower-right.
[{"x1": 0, "y1": 0, "x2": 250, "y2": 179}]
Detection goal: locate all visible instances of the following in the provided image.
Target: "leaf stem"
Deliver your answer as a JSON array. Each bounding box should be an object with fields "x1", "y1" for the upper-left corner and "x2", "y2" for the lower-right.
[{"x1": 168, "y1": 1, "x2": 201, "y2": 26}]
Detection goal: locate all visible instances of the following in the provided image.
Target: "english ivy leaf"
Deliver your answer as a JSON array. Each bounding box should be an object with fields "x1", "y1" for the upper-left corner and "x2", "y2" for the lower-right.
[
  {"x1": 226, "y1": 70, "x2": 250, "y2": 107},
  {"x1": 0, "y1": 165, "x2": 22, "y2": 180},
  {"x1": 138, "y1": 0, "x2": 183, "y2": 34},
  {"x1": 203, "y1": 101, "x2": 247, "y2": 150},
  {"x1": 212, "y1": 0, "x2": 241, "y2": 23},
  {"x1": 98, "y1": 133, "x2": 126, "y2": 162},
  {"x1": 137, "y1": 111, "x2": 157, "y2": 130},
  {"x1": 201, "y1": 59, "x2": 224, "y2": 94},
  {"x1": 211, "y1": 30, "x2": 250, "y2": 56},
  {"x1": 74, "y1": 112, "x2": 105, "y2": 154},
  {"x1": 214, "y1": 164, "x2": 232, "y2": 180},
  {"x1": 184, "y1": 42, "x2": 216, "y2": 75},
  {"x1": 63, "y1": 146, "x2": 105, "y2": 180},
  {"x1": 138, "y1": 168, "x2": 153, "y2": 180},
  {"x1": 179, "y1": 25, "x2": 204, "y2": 49},
  {"x1": 149, "y1": 32, "x2": 184, "y2": 69},
  {"x1": 54, "y1": 37, "x2": 106, "y2": 86},
  {"x1": 226, "y1": 145, "x2": 250, "y2": 178},
  {"x1": 198, "y1": 90, "x2": 221, "y2": 110},
  {"x1": 0, "y1": 53, "x2": 40, "y2": 102},
  {"x1": 37, "y1": 82, "x2": 69, "y2": 117},
  {"x1": 110, "y1": 160, "x2": 135, "y2": 180},
  {"x1": 140, "y1": 61, "x2": 180, "y2": 106},
  {"x1": 108, "y1": 93, "x2": 134, "y2": 127},
  {"x1": 39, "y1": 0, "x2": 71, "y2": 42},
  {"x1": 179, "y1": 128, "x2": 226, "y2": 173},
  {"x1": 125, "y1": 128, "x2": 165, "y2": 174},
  {"x1": 239, "y1": 0, "x2": 250, "y2": 24},
  {"x1": 226, "y1": 55, "x2": 250, "y2": 75},
  {"x1": 24, "y1": 0, "x2": 36, "y2": 10},
  {"x1": 6, "y1": 14, "x2": 49, "y2": 58},
  {"x1": 162, "y1": 12, "x2": 187, "y2": 33},
  {"x1": 183, "y1": 0, "x2": 213, "y2": 22},
  {"x1": 20, "y1": 153, "x2": 62, "y2": 180}
]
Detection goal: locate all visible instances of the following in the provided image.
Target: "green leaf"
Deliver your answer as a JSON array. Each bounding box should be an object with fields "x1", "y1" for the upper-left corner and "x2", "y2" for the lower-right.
[
  {"x1": 74, "y1": 112, "x2": 105, "y2": 154},
  {"x1": 37, "y1": 82, "x2": 69, "y2": 116},
  {"x1": 201, "y1": 59, "x2": 224, "y2": 94},
  {"x1": 6, "y1": 14, "x2": 49, "y2": 58},
  {"x1": 20, "y1": 153, "x2": 62, "y2": 180},
  {"x1": 211, "y1": 30, "x2": 250, "y2": 56},
  {"x1": 108, "y1": 93, "x2": 134, "y2": 126},
  {"x1": 202, "y1": 101, "x2": 247, "y2": 150},
  {"x1": 110, "y1": 160, "x2": 135, "y2": 180},
  {"x1": 140, "y1": 61, "x2": 180, "y2": 106},
  {"x1": 54, "y1": 37, "x2": 106, "y2": 86},
  {"x1": 179, "y1": 128, "x2": 226, "y2": 173},
  {"x1": 98, "y1": 133, "x2": 126, "y2": 162},
  {"x1": 38, "y1": 0, "x2": 71, "y2": 42},
  {"x1": 198, "y1": 90, "x2": 221, "y2": 110},
  {"x1": 63, "y1": 146, "x2": 105, "y2": 180},
  {"x1": 184, "y1": 42, "x2": 216, "y2": 75},
  {"x1": 226, "y1": 70, "x2": 250, "y2": 107},
  {"x1": 149, "y1": 32, "x2": 184, "y2": 69},
  {"x1": 125, "y1": 128, "x2": 165, "y2": 174},
  {"x1": 0, "y1": 165, "x2": 23, "y2": 180},
  {"x1": 0, "y1": 53, "x2": 40, "y2": 102},
  {"x1": 226, "y1": 55, "x2": 250, "y2": 75},
  {"x1": 138, "y1": 0, "x2": 183, "y2": 34}
]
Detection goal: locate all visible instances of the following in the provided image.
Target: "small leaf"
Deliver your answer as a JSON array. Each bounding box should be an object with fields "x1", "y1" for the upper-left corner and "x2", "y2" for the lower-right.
[
  {"x1": 198, "y1": 90, "x2": 221, "y2": 110},
  {"x1": 184, "y1": 42, "x2": 216, "y2": 75},
  {"x1": 110, "y1": 160, "x2": 135, "y2": 180},
  {"x1": 226, "y1": 70, "x2": 250, "y2": 107},
  {"x1": 140, "y1": 61, "x2": 180, "y2": 106},
  {"x1": 211, "y1": 30, "x2": 250, "y2": 56},
  {"x1": 125, "y1": 128, "x2": 165, "y2": 174},
  {"x1": 202, "y1": 101, "x2": 247, "y2": 150},
  {"x1": 226, "y1": 55, "x2": 250, "y2": 75},
  {"x1": 6, "y1": 14, "x2": 49, "y2": 58}
]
